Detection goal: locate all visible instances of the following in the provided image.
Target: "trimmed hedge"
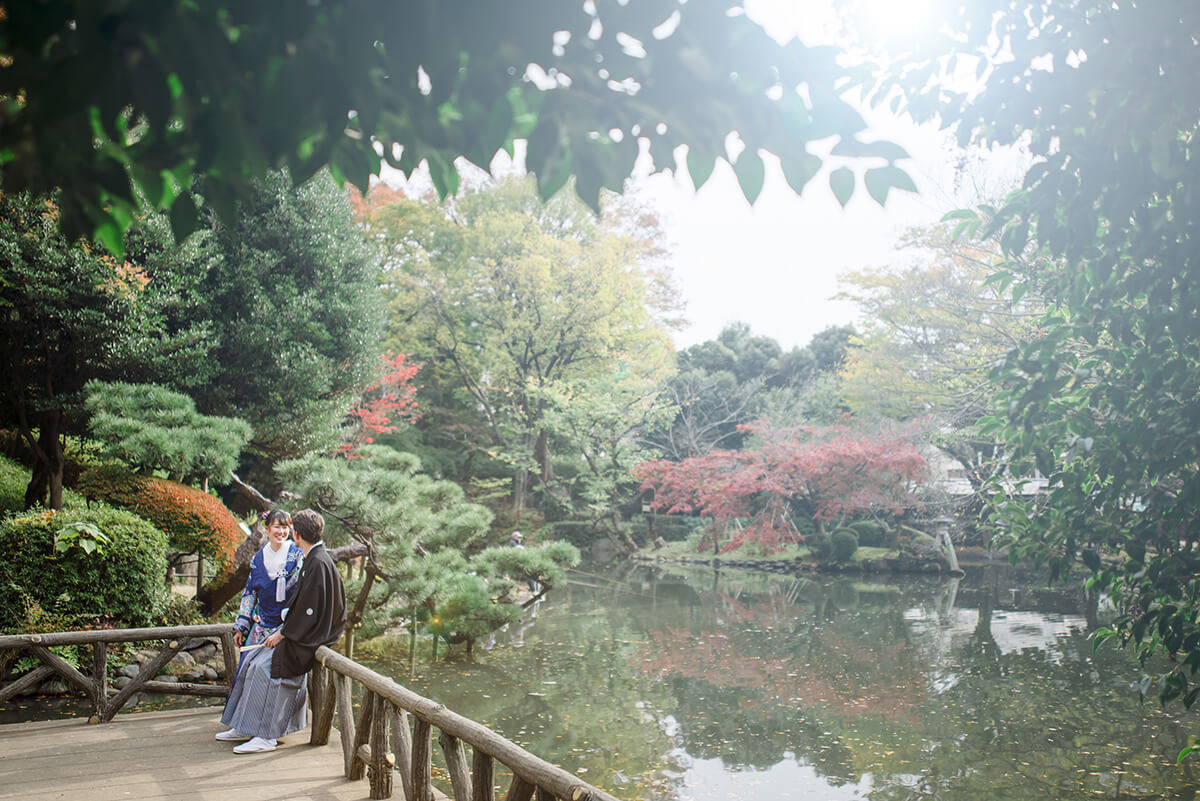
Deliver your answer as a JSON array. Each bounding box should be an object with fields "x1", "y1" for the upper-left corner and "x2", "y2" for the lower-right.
[
  {"x1": 830, "y1": 529, "x2": 860, "y2": 562},
  {"x1": 847, "y1": 519, "x2": 889, "y2": 548},
  {"x1": 0, "y1": 504, "x2": 169, "y2": 632},
  {"x1": 807, "y1": 531, "x2": 833, "y2": 560},
  {"x1": 75, "y1": 466, "x2": 243, "y2": 563}
]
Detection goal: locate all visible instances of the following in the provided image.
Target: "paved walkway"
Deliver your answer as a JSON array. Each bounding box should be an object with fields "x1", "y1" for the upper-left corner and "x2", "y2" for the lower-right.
[{"x1": 0, "y1": 707, "x2": 376, "y2": 801}]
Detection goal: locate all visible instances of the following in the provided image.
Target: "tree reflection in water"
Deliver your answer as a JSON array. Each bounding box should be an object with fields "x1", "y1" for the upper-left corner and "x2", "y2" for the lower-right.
[{"x1": 359, "y1": 564, "x2": 1200, "y2": 801}]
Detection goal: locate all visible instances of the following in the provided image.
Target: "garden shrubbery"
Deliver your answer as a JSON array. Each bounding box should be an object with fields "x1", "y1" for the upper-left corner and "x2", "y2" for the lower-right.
[
  {"x1": 830, "y1": 529, "x2": 860, "y2": 563},
  {"x1": 0, "y1": 454, "x2": 27, "y2": 515},
  {"x1": 75, "y1": 466, "x2": 243, "y2": 564},
  {"x1": 806, "y1": 531, "x2": 833, "y2": 560},
  {"x1": 0, "y1": 504, "x2": 169, "y2": 632},
  {"x1": 847, "y1": 519, "x2": 890, "y2": 548}
]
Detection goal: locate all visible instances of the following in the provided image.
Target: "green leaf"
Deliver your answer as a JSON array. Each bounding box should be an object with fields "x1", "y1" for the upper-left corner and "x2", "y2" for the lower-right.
[
  {"x1": 780, "y1": 151, "x2": 822, "y2": 195},
  {"x1": 829, "y1": 167, "x2": 854, "y2": 208},
  {"x1": 733, "y1": 151, "x2": 765, "y2": 205},
  {"x1": 831, "y1": 137, "x2": 910, "y2": 161},
  {"x1": 170, "y1": 193, "x2": 198, "y2": 243},
  {"x1": 687, "y1": 148, "x2": 716, "y2": 189},
  {"x1": 1082, "y1": 548, "x2": 1100, "y2": 572},
  {"x1": 131, "y1": 164, "x2": 166, "y2": 209},
  {"x1": 863, "y1": 165, "x2": 917, "y2": 206},
  {"x1": 94, "y1": 222, "x2": 125, "y2": 260}
]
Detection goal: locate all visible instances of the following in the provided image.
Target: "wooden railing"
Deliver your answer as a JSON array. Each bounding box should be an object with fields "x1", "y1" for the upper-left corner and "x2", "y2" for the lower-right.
[
  {"x1": 0, "y1": 626, "x2": 623, "y2": 801},
  {"x1": 0, "y1": 624, "x2": 238, "y2": 723},
  {"x1": 309, "y1": 646, "x2": 621, "y2": 801}
]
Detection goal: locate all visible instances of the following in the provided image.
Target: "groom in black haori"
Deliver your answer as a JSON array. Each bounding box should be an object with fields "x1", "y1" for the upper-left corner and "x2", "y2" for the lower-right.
[{"x1": 217, "y1": 508, "x2": 347, "y2": 754}]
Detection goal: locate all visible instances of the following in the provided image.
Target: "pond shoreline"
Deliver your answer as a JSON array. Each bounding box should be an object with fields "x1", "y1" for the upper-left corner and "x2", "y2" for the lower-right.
[{"x1": 632, "y1": 544, "x2": 1017, "y2": 576}]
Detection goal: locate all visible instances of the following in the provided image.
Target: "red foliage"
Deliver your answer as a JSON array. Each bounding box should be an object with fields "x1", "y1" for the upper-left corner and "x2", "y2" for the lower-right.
[
  {"x1": 347, "y1": 183, "x2": 405, "y2": 217},
  {"x1": 341, "y1": 352, "x2": 422, "y2": 456},
  {"x1": 633, "y1": 604, "x2": 927, "y2": 724},
  {"x1": 75, "y1": 466, "x2": 243, "y2": 563},
  {"x1": 634, "y1": 421, "x2": 927, "y2": 553}
]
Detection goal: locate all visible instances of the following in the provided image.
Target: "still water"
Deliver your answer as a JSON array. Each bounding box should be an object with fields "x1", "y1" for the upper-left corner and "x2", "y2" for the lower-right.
[{"x1": 358, "y1": 562, "x2": 1200, "y2": 801}]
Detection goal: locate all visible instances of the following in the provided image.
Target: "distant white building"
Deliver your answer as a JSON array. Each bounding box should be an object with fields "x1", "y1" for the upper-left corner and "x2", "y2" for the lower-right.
[{"x1": 923, "y1": 446, "x2": 1049, "y2": 499}]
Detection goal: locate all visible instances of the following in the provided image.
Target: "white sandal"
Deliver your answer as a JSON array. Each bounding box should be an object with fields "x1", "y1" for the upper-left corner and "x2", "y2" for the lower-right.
[{"x1": 233, "y1": 736, "x2": 277, "y2": 754}]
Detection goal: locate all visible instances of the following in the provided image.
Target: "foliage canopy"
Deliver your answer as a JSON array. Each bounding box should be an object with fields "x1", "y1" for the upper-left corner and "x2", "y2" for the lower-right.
[{"x1": 0, "y1": 0, "x2": 915, "y2": 253}]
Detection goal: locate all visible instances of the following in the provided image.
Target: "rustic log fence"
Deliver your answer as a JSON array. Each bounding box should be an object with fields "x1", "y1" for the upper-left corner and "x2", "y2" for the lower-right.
[
  {"x1": 0, "y1": 624, "x2": 237, "y2": 723},
  {"x1": 309, "y1": 646, "x2": 621, "y2": 801},
  {"x1": 0, "y1": 625, "x2": 623, "y2": 801}
]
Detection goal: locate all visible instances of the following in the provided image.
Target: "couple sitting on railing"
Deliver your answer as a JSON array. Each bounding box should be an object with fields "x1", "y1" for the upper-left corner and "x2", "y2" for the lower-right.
[{"x1": 216, "y1": 508, "x2": 347, "y2": 754}]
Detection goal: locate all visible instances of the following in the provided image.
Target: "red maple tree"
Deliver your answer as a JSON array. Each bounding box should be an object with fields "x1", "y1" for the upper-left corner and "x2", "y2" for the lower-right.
[
  {"x1": 634, "y1": 420, "x2": 927, "y2": 553},
  {"x1": 340, "y1": 352, "x2": 422, "y2": 456}
]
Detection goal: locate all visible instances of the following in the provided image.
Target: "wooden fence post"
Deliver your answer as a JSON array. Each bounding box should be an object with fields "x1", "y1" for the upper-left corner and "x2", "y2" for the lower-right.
[
  {"x1": 335, "y1": 673, "x2": 357, "y2": 777},
  {"x1": 368, "y1": 694, "x2": 393, "y2": 799},
  {"x1": 350, "y1": 689, "x2": 376, "y2": 781},
  {"x1": 388, "y1": 707, "x2": 415, "y2": 801},
  {"x1": 506, "y1": 775, "x2": 536, "y2": 801},
  {"x1": 438, "y1": 731, "x2": 472, "y2": 801},
  {"x1": 90, "y1": 641, "x2": 108, "y2": 723},
  {"x1": 412, "y1": 718, "x2": 433, "y2": 801},
  {"x1": 220, "y1": 631, "x2": 238, "y2": 684},
  {"x1": 471, "y1": 748, "x2": 495, "y2": 801},
  {"x1": 311, "y1": 670, "x2": 337, "y2": 746}
]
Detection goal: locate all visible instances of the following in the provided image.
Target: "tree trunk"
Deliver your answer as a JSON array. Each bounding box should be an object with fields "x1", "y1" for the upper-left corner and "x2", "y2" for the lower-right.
[
  {"x1": 608, "y1": 510, "x2": 638, "y2": 553},
  {"x1": 343, "y1": 560, "x2": 379, "y2": 659},
  {"x1": 512, "y1": 471, "x2": 527, "y2": 517},
  {"x1": 533, "y1": 429, "x2": 553, "y2": 484},
  {"x1": 196, "y1": 526, "x2": 266, "y2": 614},
  {"x1": 23, "y1": 409, "x2": 65, "y2": 510}
]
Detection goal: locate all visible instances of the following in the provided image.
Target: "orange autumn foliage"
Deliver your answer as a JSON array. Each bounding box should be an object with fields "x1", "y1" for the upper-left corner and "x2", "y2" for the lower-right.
[{"x1": 76, "y1": 466, "x2": 243, "y2": 564}]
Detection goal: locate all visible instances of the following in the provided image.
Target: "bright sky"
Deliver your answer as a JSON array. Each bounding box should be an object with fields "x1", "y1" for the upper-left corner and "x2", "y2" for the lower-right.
[
  {"x1": 633, "y1": 0, "x2": 982, "y2": 352},
  {"x1": 382, "y1": 0, "x2": 1028, "y2": 353}
]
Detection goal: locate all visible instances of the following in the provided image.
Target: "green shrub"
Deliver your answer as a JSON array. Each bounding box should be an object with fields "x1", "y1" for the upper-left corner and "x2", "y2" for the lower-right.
[
  {"x1": 830, "y1": 529, "x2": 859, "y2": 563},
  {"x1": 0, "y1": 454, "x2": 27, "y2": 515},
  {"x1": 158, "y1": 591, "x2": 204, "y2": 627},
  {"x1": 847, "y1": 519, "x2": 889, "y2": 548},
  {"x1": 0, "y1": 504, "x2": 169, "y2": 632},
  {"x1": 75, "y1": 465, "x2": 243, "y2": 564},
  {"x1": 806, "y1": 531, "x2": 833, "y2": 560},
  {"x1": 907, "y1": 532, "x2": 937, "y2": 549}
]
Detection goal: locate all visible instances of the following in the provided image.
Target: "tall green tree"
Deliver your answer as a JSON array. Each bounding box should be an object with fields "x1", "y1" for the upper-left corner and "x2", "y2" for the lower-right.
[
  {"x1": 860, "y1": 0, "x2": 1200, "y2": 724},
  {"x1": 837, "y1": 224, "x2": 1043, "y2": 496},
  {"x1": 365, "y1": 177, "x2": 677, "y2": 515},
  {"x1": 534, "y1": 369, "x2": 677, "y2": 550},
  {"x1": 651, "y1": 323, "x2": 853, "y2": 459},
  {"x1": 0, "y1": 192, "x2": 153, "y2": 508},
  {"x1": 191, "y1": 169, "x2": 385, "y2": 465},
  {"x1": 0, "y1": 1, "x2": 915, "y2": 250}
]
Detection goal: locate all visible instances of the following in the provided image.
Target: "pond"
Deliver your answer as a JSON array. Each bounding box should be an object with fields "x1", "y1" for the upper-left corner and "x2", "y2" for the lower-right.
[{"x1": 356, "y1": 561, "x2": 1200, "y2": 801}]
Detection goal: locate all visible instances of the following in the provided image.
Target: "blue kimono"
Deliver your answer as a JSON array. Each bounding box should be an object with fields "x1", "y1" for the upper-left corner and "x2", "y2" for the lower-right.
[
  {"x1": 234, "y1": 542, "x2": 304, "y2": 649},
  {"x1": 221, "y1": 541, "x2": 307, "y2": 738}
]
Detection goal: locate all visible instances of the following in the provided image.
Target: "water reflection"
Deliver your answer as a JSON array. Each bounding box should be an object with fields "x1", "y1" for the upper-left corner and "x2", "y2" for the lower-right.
[{"x1": 357, "y1": 563, "x2": 1200, "y2": 800}]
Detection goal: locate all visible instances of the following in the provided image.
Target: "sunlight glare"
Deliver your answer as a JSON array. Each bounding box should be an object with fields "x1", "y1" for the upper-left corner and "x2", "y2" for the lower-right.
[{"x1": 851, "y1": 0, "x2": 939, "y2": 45}]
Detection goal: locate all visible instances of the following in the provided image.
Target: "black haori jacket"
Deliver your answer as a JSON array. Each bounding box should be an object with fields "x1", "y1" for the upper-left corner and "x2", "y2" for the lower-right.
[{"x1": 271, "y1": 543, "x2": 347, "y2": 678}]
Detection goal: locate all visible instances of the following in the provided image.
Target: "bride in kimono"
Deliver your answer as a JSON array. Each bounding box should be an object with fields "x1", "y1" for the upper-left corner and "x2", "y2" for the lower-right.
[{"x1": 215, "y1": 509, "x2": 304, "y2": 751}]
